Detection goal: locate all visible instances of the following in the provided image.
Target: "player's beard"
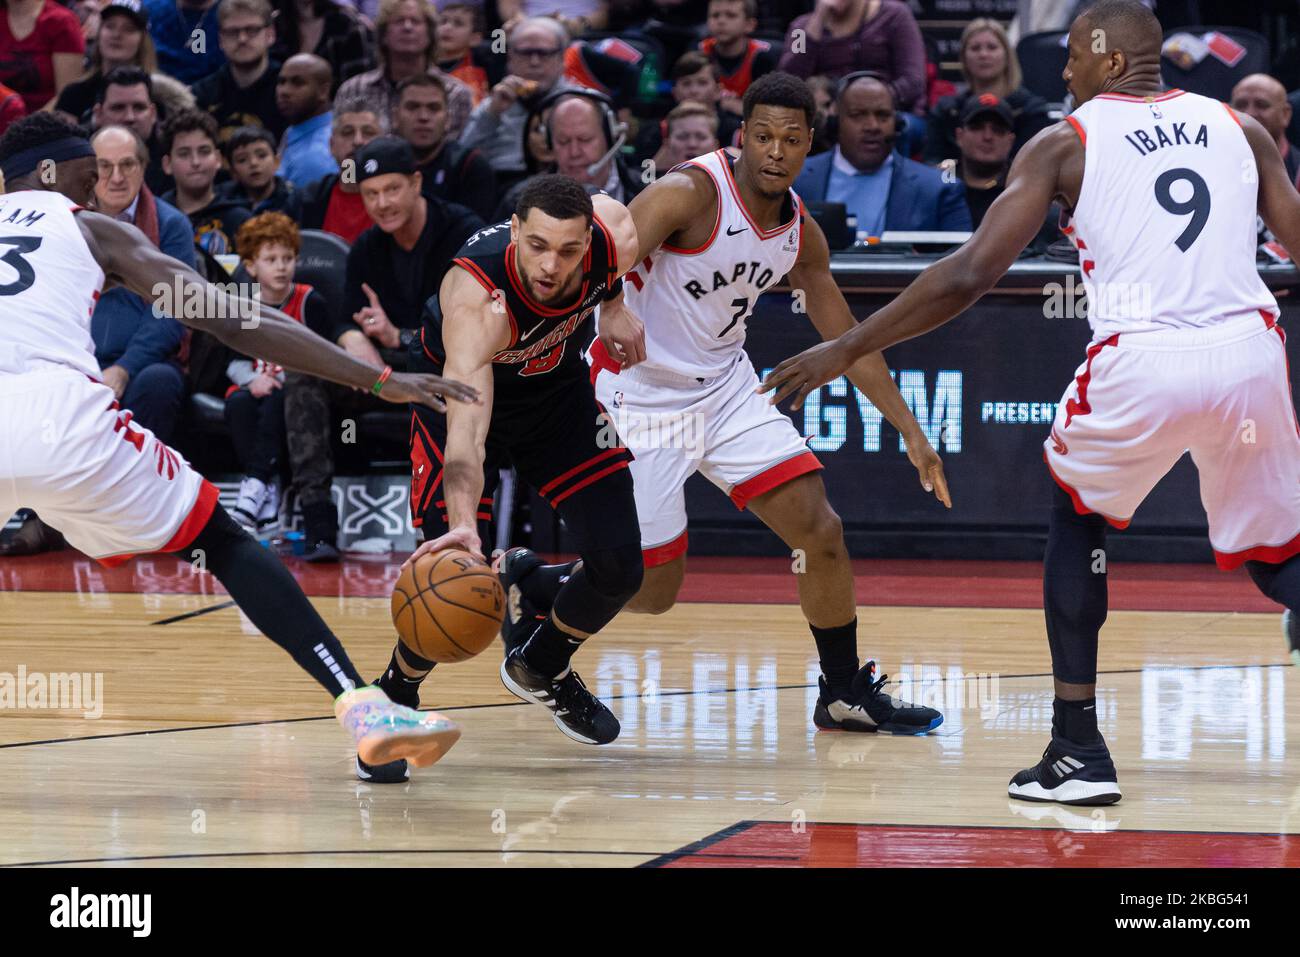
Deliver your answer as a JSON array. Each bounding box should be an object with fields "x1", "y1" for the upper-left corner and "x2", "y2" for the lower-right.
[{"x1": 519, "y1": 261, "x2": 582, "y2": 306}]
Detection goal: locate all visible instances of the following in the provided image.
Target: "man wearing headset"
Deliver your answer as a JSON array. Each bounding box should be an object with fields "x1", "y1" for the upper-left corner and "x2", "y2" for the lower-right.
[
  {"x1": 794, "y1": 72, "x2": 971, "y2": 238},
  {"x1": 493, "y1": 89, "x2": 642, "y2": 221}
]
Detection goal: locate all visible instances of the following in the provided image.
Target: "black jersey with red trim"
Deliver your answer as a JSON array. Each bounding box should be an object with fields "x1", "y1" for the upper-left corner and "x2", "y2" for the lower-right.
[{"x1": 418, "y1": 213, "x2": 619, "y2": 396}]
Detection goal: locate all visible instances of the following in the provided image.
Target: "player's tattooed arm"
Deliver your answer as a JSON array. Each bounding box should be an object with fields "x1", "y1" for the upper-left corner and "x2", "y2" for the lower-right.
[
  {"x1": 74, "y1": 211, "x2": 478, "y2": 411},
  {"x1": 430, "y1": 267, "x2": 510, "y2": 558},
  {"x1": 761, "y1": 122, "x2": 1074, "y2": 409},
  {"x1": 787, "y1": 213, "x2": 952, "y2": 507},
  {"x1": 1237, "y1": 109, "x2": 1300, "y2": 261}
]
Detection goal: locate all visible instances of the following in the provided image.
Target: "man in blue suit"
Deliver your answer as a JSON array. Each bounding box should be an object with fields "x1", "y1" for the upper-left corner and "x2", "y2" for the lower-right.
[{"x1": 794, "y1": 74, "x2": 971, "y2": 237}]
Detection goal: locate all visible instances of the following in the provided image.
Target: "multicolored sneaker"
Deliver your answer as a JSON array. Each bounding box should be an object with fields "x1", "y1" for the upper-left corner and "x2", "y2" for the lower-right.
[{"x1": 335, "y1": 685, "x2": 460, "y2": 768}]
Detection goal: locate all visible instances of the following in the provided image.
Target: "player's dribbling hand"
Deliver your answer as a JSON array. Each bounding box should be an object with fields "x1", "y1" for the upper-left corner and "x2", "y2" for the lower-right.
[
  {"x1": 378, "y1": 372, "x2": 480, "y2": 411},
  {"x1": 757, "y1": 340, "x2": 851, "y2": 410},
  {"x1": 905, "y1": 433, "x2": 952, "y2": 509},
  {"x1": 404, "y1": 525, "x2": 484, "y2": 567},
  {"x1": 597, "y1": 298, "x2": 646, "y2": 368}
]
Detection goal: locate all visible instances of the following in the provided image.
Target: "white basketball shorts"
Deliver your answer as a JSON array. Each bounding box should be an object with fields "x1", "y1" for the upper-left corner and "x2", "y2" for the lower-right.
[
  {"x1": 590, "y1": 342, "x2": 821, "y2": 566},
  {"x1": 1044, "y1": 310, "x2": 1300, "y2": 570},
  {"x1": 0, "y1": 367, "x2": 218, "y2": 566}
]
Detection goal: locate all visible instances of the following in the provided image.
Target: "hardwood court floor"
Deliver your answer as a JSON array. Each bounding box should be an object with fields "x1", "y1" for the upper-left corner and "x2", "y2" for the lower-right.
[{"x1": 0, "y1": 555, "x2": 1296, "y2": 867}]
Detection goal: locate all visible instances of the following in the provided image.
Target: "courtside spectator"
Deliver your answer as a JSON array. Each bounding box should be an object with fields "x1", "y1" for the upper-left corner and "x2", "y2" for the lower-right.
[
  {"x1": 55, "y1": 0, "x2": 154, "y2": 122},
  {"x1": 276, "y1": 52, "x2": 338, "y2": 187},
  {"x1": 435, "y1": 1, "x2": 490, "y2": 104},
  {"x1": 283, "y1": 95, "x2": 381, "y2": 241},
  {"x1": 778, "y1": 0, "x2": 925, "y2": 111},
  {"x1": 90, "y1": 124, "x2": 195, "y2": 444},
  {"x1": 652, "y1": 99, "x2": 719, "y2": 171},
  {"x1": 634, "y1": 51, "x2": 740, "y2": 165},
  {"x1": 457, "y1": 16, "x2": 574, "y2": 181},
  {"x1": 794, "y1": 72, "x2": 970, "y2": 236},
  {"x1": 283, "y1": 136, "x2": 481, "y2": 561},
  {"x1": 925, "y1": 18, "x2": 1051, "y2": 164},
  {"x1": 700, "y1": 0, "x2": 776, "y2": 114},
  {"x1": 92, "y1": 65, "x2": 172, "y2": 194},
  {"x1": 160, "y1": 107, "x2": 254, "y2": 255},
  {"x1": 392, "y1": 73, "x2": 494, "y2": 219},
  {"x1": 221, "y1": 125, "x2": 295, "y2": 213},
  {"x1": 192, "y1": 0, "x2": 287, "y2": 144},
  {"x1": 224, "y1": 213, "x2": 331, "y2": 534},
  {"x1": 1231, "y1": 74, "x2": 1300, "y2": 189},
  {"x1": 337, "y1": 0, "x2": 472, "y2": 140},
  {"x1": 0, "y1": 0, "x2": 86, "y2": 112},
  {"x1": 142, "y1": 0, "x2": 224, "y2": 84},
  {"x1": 269, "y1": 0, "x2": 373, "y2": 90}
]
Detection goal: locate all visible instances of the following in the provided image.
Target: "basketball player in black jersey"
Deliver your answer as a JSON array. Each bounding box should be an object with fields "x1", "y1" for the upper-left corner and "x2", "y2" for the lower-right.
[{"x1": 361, "y1": 175, "x2": 642, "y2": 780}]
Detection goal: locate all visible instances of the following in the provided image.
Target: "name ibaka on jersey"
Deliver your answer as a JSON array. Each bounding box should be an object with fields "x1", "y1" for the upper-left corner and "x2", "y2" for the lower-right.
[
  {"x1": 684, "y1": 261, "x2": 780, "y2": 300},
  {"x1": 1124, "y1": 122, "x2": 1209, "y2": 157}
]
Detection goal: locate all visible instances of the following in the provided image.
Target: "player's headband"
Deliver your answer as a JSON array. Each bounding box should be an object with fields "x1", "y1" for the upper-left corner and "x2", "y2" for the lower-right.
[{"x1": 0, "y1": 137, "x2": 97, "y2": 183}]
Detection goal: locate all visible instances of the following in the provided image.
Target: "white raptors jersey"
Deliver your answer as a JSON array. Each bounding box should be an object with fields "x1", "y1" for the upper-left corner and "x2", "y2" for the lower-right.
[
  {"x1": 0, "y1": 190, "x2": 105, "y2": 379},
  {"x1": 625, "y1": 149, "x2": 802, "y2": 377},
  {"x1": 1064, "y1": 90, "x2": 1277, "y2": 337}
]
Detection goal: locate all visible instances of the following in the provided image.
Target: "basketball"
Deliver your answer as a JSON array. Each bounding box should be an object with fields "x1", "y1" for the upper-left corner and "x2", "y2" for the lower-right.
[{"x1": 390, "y1": 548, "x2": 505, "y2": 662}]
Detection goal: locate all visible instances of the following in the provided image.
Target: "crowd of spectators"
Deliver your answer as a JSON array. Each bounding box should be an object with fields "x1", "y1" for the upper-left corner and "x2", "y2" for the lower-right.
[{"x1": 1, "y1": 0, "x2": 1298, "y2": 558}]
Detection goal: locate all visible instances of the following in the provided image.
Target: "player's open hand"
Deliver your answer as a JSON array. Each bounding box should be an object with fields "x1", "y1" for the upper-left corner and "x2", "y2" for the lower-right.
[
  {"x1": 597, "y1": 298, "x2": 646, "y2": 368},
  {"x1": 403, "y1": 525, "x2": 484, "y2": 568},
  {"x1": 758, "y1": 340, "x2": 852, "y2": 410},
  {"x1": 379, "y1": 372, "x2": 480, "y2": 411},
  {"x1": 905, "y1": 434, "x2": 952, "y2": 508}
]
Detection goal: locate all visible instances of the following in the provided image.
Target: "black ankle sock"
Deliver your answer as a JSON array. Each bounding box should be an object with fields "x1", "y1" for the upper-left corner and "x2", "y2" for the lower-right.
[
  {"x1": 376, "y1": 645, "x2": 435, "y2": 706},
  {"x1": 521, "y1": 616, "x2": 582, "y2": 678},
  {"x1": 1053, "y1": 696, "x2": 1100, "y2": 745},
  {"x1": 521, "y1": 560, "x2": 579, "y2": 607},
  {"x1": 178, "y1": 505, "x2": 363, "y2": 696},
  {"x1": 811, "y1": 618, "x2": 859, "y2": 697}
]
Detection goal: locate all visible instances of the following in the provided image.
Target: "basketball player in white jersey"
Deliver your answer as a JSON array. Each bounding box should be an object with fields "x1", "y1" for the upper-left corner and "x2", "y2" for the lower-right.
[
  {"x1": 0, "y1": 113, "x2": 478, "y2": 773},
  {"x1": 498, "y1": 73, "x2": 952, "y2": 736},
  {"x1": 762, "y1": 0, "x2": 1300, "y2": 803}
]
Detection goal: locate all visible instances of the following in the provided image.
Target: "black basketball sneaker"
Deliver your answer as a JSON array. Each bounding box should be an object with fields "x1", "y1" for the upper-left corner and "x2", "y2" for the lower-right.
[
  {"x1": 1008, "y1": 735, "x2": 1122, "y2": 805},
  {"x1": 494, "y1": 547, "x2": 549, "y2": 656},
  {"x1": 1284, "y1": 610, "x2": 1299, "y2": 667},
  {"x1": 813, "y1": 661, "x2": 944, "y2": 735},
  {"x1": 354, "y1": 673, "x2": 421, "y2": 783},
  {"x1": 500, "y1": 648, "x2": 620, "y2": 744}
]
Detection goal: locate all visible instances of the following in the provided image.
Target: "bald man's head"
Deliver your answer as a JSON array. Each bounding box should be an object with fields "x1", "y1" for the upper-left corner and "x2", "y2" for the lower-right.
[
  {"x1": 276, "y1": 54, "x2": 333, "y2": 124},
  {"x1": 1231, "y1": 74, "x2": 1292, "y2": 145},
  {"x1": 1064, "y1": 0, "x2": 1164, "y2": 106}
]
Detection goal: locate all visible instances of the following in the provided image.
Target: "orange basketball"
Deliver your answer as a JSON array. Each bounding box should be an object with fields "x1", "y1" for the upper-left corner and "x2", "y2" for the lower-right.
[{"x1": 391, "y1": 548, "x2": 505, "y2": 662}]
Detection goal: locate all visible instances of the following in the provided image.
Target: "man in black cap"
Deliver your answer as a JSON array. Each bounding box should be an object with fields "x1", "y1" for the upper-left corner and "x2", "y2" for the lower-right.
[
  {"x1": 282, "y1": 135, "x2": 484, "y2": 562},
  {"x1": 952, "y1": 93, "x2": 1059, "y2": 251}
]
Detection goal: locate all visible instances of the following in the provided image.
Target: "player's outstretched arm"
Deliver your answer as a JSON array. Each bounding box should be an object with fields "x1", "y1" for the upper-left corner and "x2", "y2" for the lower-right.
[
  {"x1": 75, "y1": 211, "x2": 478, "y2": 412},
  {"x1": 760, "y1": 123, "x2": 1075, "y2": 409},
  {"x1": 1237, "y1": 110, "x2": 1300, "y2": 261},
  {"x1": 626, "y1": 168, "x2": 710, "y2": 263},
  {"x1": 592, "y1": 192, "x2": 647, "y2": 367},
  {"x1": 787, "y1": 213, "x2": 951, "y2": 506},
  {"x1": 408, "y1": 267, "x2": 507, "y2": 563}
]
